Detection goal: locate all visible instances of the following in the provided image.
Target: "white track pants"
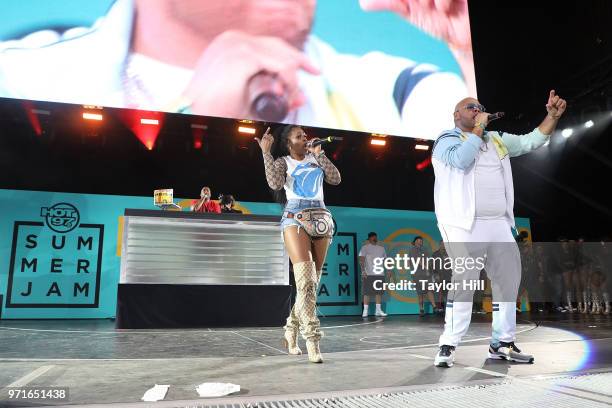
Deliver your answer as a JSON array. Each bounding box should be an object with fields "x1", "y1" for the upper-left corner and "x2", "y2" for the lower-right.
[{"x1": 438, "y1": 219, "x2": 521, "y2": 347}]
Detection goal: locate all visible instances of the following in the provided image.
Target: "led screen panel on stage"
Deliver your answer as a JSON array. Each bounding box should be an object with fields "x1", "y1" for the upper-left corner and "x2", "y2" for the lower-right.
[{"x1": 0, "y1": 0, "x2": 476, "y2": 140}]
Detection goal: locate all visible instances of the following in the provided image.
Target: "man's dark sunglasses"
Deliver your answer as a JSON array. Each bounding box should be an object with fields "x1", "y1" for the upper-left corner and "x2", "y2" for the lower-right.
[{"x1": 464, "y1": 103, "x2": 486, "y2": 112}]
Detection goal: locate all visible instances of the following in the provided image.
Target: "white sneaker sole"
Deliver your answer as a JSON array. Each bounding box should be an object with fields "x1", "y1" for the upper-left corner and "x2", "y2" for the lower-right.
[
  {"x1": 434, "y1": 356, "x2": 454, "y2": 368},
  {"x1": 487, "y1": 352, "x2": 534, "y2": 363}
]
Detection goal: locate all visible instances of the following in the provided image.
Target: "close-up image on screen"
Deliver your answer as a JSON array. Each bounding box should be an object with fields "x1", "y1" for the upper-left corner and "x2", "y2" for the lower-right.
[{"x1": 0, "y1": 0, "x2": 475, "y2": 140}]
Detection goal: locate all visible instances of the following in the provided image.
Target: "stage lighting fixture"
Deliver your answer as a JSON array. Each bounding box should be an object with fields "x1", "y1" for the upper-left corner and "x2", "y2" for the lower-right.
[
  {"x1": 83, "y1": 112, "x2": 103, "y2": 121},
  {"x1": 31, "y1": 109, "x2": 50, "y2": 115},
  {"x1": 140, "y1": 118, "x2": 159, "y2": 125},
  {"x1": 584, "y1": 120, "x2": 594, "y2": 128},
  {"x1": 370, "y1": 133, "x2": 386, "y2": 147},
  {"x1": 238, "y1": 126, "x2": 256, "y2": 134},
  {"x1": 24, "y1": 103, "x2": 47, "y2": 136},
  {"x1": 415, "y1": 144, "x2": 429, "y2": 151},
  {"x1": 561, "y1": 128, "x2": 573, "y2": 138},
  {"x1": 191, "y1": 124, "x2": 207, "y2": 150}
]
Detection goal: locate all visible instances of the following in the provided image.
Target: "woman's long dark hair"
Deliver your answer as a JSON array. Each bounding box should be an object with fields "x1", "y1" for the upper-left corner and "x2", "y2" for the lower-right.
[{"x1": 270, "y1": 124, "x2": 300, "y2": 206}]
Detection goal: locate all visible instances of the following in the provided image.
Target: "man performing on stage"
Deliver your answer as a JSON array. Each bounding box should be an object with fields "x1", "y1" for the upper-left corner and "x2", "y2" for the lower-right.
[{"x1": 432, "y1": 90, "x2": 567, "y2": 367}]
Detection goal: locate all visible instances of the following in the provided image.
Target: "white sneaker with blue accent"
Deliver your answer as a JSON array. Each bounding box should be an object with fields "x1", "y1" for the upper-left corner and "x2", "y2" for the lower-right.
[{"x1": 488, "y1": 341, "x2": 534, "y2": 363}]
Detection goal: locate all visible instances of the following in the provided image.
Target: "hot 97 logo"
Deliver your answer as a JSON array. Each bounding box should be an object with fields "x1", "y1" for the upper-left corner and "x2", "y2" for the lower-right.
[{"x1": 40, "y1": 203, "x2": 80, "y2": 233}]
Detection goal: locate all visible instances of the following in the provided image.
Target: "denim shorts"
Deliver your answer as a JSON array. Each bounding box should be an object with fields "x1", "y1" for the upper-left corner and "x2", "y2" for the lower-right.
[{"x1": 280, "y1": 199, "x2": 326, "y2": 232}]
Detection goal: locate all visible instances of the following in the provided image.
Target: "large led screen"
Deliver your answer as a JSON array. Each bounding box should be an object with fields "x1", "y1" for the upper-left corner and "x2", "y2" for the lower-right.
[{"x1": 0, "y1": 0, "x2": 476, "y2": 139}]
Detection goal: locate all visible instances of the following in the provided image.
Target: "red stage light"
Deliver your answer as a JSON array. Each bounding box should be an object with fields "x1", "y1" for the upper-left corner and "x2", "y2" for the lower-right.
[
  {"x1": 118, "y1": 110, "x2": 164, "y2": 150},
  {"x1": 416, "y1": 157, "x2": 432, "y2": 171},
  {"x1": 193, "y1": 134, "x2": 203, "y2": 149},
  {"x1": 191, "y1": 123, "x2": 206, "y2": 150},
  {"x1": 23, "y1": 101, "x2": 43, "y2": 136}
]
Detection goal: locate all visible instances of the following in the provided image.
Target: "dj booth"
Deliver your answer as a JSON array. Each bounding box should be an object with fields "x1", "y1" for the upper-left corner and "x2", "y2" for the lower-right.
[{"x1": 116, "y1": 209, "x2": 291, "y2": 329}]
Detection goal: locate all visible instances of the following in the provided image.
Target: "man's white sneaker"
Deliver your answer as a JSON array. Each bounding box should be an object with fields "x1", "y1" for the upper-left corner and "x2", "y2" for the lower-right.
[
  {"x1": 434, "y1": 345, "x2": 455, "y2": 367},
  {"x1": 488, "y1": 341, "x2": 534, "y2": 363}
]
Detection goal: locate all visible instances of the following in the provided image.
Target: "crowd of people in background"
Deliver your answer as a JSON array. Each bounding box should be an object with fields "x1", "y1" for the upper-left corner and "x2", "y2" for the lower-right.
[
  {"x1": 517, "y1": 237, "x2": 611, "y2": 315},
  {"x1": 359, "y1": 232, "x2": 611, "y2": 317}
]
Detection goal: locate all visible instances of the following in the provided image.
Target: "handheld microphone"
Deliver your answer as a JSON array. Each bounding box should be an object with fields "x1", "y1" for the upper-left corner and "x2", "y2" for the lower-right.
[
  {"x1": 308, "y1": 136, "x2": 344, "y2": 147},
  {"x1": 248, "y1": 73, "x2": 288, "y2": 122},
  {"x1": 487, "y1": 112, "x2": 505, "y2": 122}
]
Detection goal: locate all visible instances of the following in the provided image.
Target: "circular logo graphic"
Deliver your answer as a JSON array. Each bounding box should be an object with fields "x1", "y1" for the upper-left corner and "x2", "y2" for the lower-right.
[
  {"x1": 42, "y1": 203, "x2": 80, "y2": 233},
  {"x1": 383, "y1": 228, "x2": 437, "y2": 304}
]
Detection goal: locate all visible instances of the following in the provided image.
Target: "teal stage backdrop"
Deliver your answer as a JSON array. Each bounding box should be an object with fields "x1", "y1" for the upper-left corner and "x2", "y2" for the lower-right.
[{"x1": 0, "y1": 189, "x2": 532, "y2": 319}]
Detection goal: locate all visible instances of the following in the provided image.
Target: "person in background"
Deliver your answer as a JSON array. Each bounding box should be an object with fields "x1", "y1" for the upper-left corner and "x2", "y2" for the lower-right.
[
  {"x1": 359, "y1": 232, "x2": 388, "y2": 318},
  {"x1": 517, "y1": 241, "x2": 537, "y2": 313},
  {"x1": 559, "y1": 239, "x2": 578, "y2": 312},
  {"x1": 590, "y1": 239, "x2": 610, "y2": 314},
  {"x1": 432, "y1": 240, "x2": 452, "y2": 311},
  {"x1": 472, "y1": 269, "x2": 487, "y2": 315},
  {"x1": 191, "y1": 186, "x2": 221, "y2": 213},
  {"x1": 219, "y1": 194, "x2": 243, "y2": 213},
  {"x1": 514, "y1": 231, "x2": 529, "y2": 312},
  {"x1": 549, "y1": 239, "x2": 568, "y2": 313},
  {"x1": 531, "y1": 244, "x2": 549, "y2": 313},
  {"x1": 576, "y1": 237, "x2": 592, "y2": 313},
  {"x1": 410, "y1": 236, "x2": 438, "y2": 316}
]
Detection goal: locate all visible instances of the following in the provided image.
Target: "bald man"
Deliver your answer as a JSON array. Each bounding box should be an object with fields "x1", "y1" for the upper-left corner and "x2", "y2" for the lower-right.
[{"x1": 431, "y1": 90, "x2": 567, "y2": 367}]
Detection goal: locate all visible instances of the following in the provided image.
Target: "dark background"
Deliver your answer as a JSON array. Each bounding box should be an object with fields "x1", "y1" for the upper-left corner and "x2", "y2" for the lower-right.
[{"x1": 0, "y1": 0, "x2": 610, "y2": 241}]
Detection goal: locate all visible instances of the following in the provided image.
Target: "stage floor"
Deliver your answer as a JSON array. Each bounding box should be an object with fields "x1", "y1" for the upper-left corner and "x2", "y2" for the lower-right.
[{"x1": 0, "y1": 313, "x2": 611, "y2": 407}]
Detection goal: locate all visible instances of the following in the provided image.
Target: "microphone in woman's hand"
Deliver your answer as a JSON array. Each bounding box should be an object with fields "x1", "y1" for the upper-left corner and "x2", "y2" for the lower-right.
[{"x1": 307, "y1": 136, "x2": 344, "y2": 147}]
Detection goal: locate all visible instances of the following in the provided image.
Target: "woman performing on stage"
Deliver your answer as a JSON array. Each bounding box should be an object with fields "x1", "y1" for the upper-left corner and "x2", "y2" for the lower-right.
[{"x1": 255, "y1": 125, "x2": 341, "y2": 363}]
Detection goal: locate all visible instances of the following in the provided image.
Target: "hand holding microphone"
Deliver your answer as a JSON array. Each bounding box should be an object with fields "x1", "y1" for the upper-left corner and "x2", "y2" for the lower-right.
[
  {"x1": 476, "y1": 111, "x2": 504, "y2": 126},
  {"x1": 474, "y1": 111, "x2": 504, "y2": 135},
  {"x1": 182, "y1": 31, "x2": 318, "y2": 120},
  {"x1": 249, "y1": 74, "x2": 289, "y2": 122},
  {"x1": 486, "y1": 112, "x2": 505, "y2": 122},
  {"x1": 306, "y1": 136, "x2": 343, "y2": 155},
  {"x1": 307, "y1": 136, "x2": 344, "y2": 147}
]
